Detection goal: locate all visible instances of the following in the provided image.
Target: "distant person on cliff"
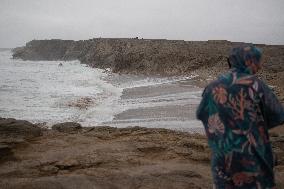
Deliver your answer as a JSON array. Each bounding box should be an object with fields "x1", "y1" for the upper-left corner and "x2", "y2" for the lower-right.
[{"x1": 196, "y1": 45, "x2": 284, "y2": 188}]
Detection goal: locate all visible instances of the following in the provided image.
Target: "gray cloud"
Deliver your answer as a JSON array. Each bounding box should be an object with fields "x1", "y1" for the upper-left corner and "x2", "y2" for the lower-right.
[{"x1": 0, "y1": 0, "x2": 284, "y2": 48}]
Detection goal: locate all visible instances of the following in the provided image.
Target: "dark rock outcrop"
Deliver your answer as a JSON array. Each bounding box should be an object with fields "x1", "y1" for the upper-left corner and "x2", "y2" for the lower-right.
[
  {"x1": 0, "y1": 118, "x2": 42, "y2": 140},
  {"x1": 52, "y1": 122, "x2": 82, "y2": 133},
  {"x1": 12, "y1": 39, "x2": 76, "y2": 61},
  {"x1": 0, "y1": 118, "x2": 42, "y2": 161}
]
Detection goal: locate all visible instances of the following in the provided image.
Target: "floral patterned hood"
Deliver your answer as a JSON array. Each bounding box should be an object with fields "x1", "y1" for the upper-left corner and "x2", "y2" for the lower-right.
[{"x1": 228, "y1": 45, "x2": 262, "y2": 74}]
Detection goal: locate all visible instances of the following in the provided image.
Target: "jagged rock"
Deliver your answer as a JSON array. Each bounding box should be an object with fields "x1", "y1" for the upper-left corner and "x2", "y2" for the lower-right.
[{"x1": 52, "y1": 122, "x2": 82, "y2": 133}]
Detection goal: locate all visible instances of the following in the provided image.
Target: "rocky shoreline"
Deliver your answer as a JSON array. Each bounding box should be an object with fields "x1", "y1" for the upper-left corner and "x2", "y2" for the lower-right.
[
  {"x1": 0, "y1": 118, "x2": 284, "y2": 189},
  {"x1": 12, "y1": 38, "x2": 284, "y2": 102},
  {"x1": 4, "y1": 39, "x2": 284, "y2": 188}
]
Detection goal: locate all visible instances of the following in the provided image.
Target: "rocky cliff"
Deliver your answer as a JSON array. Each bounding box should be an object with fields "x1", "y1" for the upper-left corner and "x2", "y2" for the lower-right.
[
  {"x1": 12, "y1": 38, "x2": 284, "y2": 100},
  {"x1": 12, "y1": 38, "x2": 284, "y2": 75},
  {"x1": 12, "y1": 39, "x2": 234, "y2": 74}
]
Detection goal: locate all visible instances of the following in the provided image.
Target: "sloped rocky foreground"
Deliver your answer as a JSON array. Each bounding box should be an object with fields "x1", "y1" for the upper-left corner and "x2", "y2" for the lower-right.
[{"x1": 1, "y1": 118, "x2": 284, "y2": 189}]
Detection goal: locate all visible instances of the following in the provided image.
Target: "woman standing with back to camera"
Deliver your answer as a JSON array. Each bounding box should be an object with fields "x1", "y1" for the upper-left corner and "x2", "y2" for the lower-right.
[{"x1": 197, "y1": 45, "x2": 284, "y2": 188}]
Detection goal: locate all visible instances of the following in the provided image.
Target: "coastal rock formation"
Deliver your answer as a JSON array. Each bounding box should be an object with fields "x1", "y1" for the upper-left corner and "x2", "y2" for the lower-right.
[
  {"x1": 0, "y1": 118, "x2": 284, "y2": 188},
  {"x1": 52, "y1": 122, "x2": 82, "y2": 133},
  {"x1": 12, "y1": 38, "x2": 284, "y2": 101},
  {"x1": 0, "y1": 117, "x2": 42, "y2": 140},
  {"x1": 12, "y1": 39, "x2": 76, "y2": 61},
  {"x1": 12, "y1": 39, "x2": 232, "y2": 75},
  {"x1": 11, "y1": 39, "x2": 283, "y2": 76},
  {"x1": 0, "y1": 118, "x2": 42, "y2": 162},
  {"x1": 0, "y1": 124, "x2": 213, "y2": 189}
]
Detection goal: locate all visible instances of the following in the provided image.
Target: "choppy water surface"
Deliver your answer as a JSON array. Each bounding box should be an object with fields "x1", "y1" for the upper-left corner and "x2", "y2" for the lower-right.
[{"x1": 0, "y1": 50, "x2": 203, "y2": 131}]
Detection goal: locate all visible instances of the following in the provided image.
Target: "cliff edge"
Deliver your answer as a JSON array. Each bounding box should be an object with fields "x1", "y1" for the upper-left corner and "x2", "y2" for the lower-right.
[{"x1": 12, "y1": 38, "x2": 284, "y2": 101}]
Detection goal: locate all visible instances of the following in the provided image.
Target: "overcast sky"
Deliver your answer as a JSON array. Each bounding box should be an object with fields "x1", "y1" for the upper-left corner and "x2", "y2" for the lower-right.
[{"x1": 0, "y1": 0, "x2": 284, "y2": 48}]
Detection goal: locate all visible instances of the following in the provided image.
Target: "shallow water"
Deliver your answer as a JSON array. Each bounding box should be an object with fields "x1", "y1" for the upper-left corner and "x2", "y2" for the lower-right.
[{"x1": 0, "y1": 50, "x2": 203, "y2": 131}]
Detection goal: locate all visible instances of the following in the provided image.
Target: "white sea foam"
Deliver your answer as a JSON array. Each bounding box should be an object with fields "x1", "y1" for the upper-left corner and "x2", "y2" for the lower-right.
[
  {"x1": 0, "y1": 50, "x2": 120, "y2": 126},
  {"x1": 0, "y1": 50, "x2": 202, "y2": 130}
]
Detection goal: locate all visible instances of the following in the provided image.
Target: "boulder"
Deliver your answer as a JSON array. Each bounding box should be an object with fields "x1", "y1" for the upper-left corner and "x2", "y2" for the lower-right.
[
  {"x1": 0, "y1": 118, "x2": 42, "y2": 162},
  {"x1": 0, "y1": 118, "x2": 42, "y2": 140},
  {"x1": 52, "y1": 122, "x2": 82, "y2": 133}
]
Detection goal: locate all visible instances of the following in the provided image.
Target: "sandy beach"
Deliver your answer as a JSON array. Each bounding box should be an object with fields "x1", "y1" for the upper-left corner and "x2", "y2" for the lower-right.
[{"x1": 106, "y1": 79, "x2": 204, "y2": 133}]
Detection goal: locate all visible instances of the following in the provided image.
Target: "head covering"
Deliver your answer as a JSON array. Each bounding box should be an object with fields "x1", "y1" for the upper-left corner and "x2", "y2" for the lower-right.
[{"x1": 228, "y1": 45, "x2": 262, "y2": 74}]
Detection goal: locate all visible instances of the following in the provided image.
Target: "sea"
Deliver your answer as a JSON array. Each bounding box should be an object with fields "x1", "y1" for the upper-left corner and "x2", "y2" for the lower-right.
[{"x1": 0, "y1": 49, "x2": 203, "y2": 132}]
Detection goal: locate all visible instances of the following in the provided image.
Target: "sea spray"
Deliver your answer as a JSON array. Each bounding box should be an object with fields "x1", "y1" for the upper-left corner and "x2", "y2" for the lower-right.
[{"x1": 0, "y1": 50, "x2": 202, "y2": 131}]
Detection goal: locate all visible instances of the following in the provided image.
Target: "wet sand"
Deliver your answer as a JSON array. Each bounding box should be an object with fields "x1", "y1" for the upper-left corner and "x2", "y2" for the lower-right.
[{"x1": 104, "y1": 79, "x2": 204, "y2": 133}]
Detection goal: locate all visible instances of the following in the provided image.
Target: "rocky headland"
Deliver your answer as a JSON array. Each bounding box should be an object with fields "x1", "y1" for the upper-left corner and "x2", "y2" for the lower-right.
[{"x1": 12, "y1": 38, "x2": 284, "y2": 102}]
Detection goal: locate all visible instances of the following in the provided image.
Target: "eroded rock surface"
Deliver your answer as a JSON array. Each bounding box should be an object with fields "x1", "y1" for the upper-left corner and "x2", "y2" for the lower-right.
[
  {"x1": 0, "y1": 124, "x2": 212, "y2": 189},
  {"x1": 1, "y1": 122, "x2": 284, "y2": 188}
]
